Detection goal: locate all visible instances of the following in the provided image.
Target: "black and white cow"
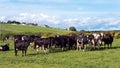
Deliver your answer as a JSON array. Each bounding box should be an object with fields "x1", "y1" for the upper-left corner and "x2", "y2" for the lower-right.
[
  {"x1": 3, "y1": 35, "x2": 9, "y2": 42},
  {"x1": 34, "y1": 36, "x2": 51, "y2": 54},
  {"x1": 76, "y1": 34, "x2": 88, "y2": 51},
  {"x1": 0, "y1": 43, "x2": 9, "y2": 51},
  {"x1": 91, "y1": 33, "x2": 102, "y2": 49},
  {"x1": 14, "y1": 35, "x2": 31, "y2": 56}
]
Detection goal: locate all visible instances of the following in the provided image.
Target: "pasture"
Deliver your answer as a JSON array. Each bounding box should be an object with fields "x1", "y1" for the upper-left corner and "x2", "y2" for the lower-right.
[
  {"x1": 0, "y1": 24, "x2": 72, "y2": 35},
  {"x1": 0, "y1": 38, "x2": 120, "y2": 68}
]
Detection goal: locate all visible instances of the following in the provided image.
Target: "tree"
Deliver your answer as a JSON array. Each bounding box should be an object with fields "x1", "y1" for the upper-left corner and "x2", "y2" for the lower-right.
[
  {"x1": 7, "y1": 20, "x2": 12, "y2": 24},
  {"x1": 7, "y1": 20, "x2": 21, "y2": 24},
  {"x1": 69, "y1": 26, "x2": 77, "y2": 31}
]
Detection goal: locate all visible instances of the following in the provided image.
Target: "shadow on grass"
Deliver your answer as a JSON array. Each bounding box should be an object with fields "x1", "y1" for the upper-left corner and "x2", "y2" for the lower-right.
[
  {"x1": 90, "y1": 46, "x2": 120, "y2": 51},
  {"x1": 27, "y1": 45, "x2": 120, "y2": 56},
  {"x1": 27, "y1": 47, "x2": 71, "y2": 56}
]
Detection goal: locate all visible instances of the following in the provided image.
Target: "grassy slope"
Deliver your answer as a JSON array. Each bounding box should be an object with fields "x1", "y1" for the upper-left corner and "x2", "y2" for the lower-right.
[
  {"x1": 0, "y1": 39, "x2": 120, "y2": 68},
  {"x1": 0, "y1": 24, "x2": 71, "y2": 35}
]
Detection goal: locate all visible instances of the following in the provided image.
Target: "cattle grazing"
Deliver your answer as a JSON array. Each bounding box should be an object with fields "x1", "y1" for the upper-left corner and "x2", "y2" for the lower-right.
[
  {"x1": 3, "y1": 35, "x2": 9, "y2": 42},
  {"x1": 0, "y1": 43, "x2": 9, "y2": 51},
  {"x1": 102, "y1": 32, "x2": 113, "y2": 48},
  {"x1": 76, "y1": 34, "x2": 88, "y2": 51},
  {"x1": 51, "y1": 35, "x2": 67, "y2": 51},
  {"x1": 87, "y1": 34, "x2": 96, "y2": 49},
  {"x1": 34, "y1": 36, "x2": 51, "y2": 54},
  {"x1": 14, "y1": 35, "x2": 23, "y2": 41},
  {"x1": 14, "y1": 35, "x2": 31, "y2": 56},
  {"x1": 63, "y1": 35, "x2": 76, "y2": 50},
  {"x1": 91, "y1": 33, "x2": 102, "y2": 49}
]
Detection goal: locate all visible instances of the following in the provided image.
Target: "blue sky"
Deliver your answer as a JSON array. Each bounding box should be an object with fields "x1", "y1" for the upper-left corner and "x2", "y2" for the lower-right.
[{"x1": 0, "y1": 0, "x2": 120, "y2": 31}]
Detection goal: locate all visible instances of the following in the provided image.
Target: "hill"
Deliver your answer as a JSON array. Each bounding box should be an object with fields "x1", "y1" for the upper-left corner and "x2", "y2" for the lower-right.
[{"x1": 0, "y1": 24, "x2": 72, "y2": 35}]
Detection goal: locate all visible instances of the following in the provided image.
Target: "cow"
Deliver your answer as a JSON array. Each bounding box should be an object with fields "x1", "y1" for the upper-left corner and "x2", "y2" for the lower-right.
[
  {"x1": 76, "y1": 34, "x2": 89, "y2": 51},
  {"x1": 0, "y1": 43, "x2": 9, "y2": 51},
  {"x1": 91, "y1": 33, "x2": 102, "y2": 49},
  {"x1": 51, "y1": 35, "x2": 67, "y2": 51},
  {"x1": 14, "y1": 35, "x2": 24, "y2": 41},
  {"x1": 62, "y1": 35, "x2": 76, "y2": 50},
  {"x1": 14, "y1": 35, "x2": 35, "y2": 43},
  {"x1": 102, "y1": 32, "x2": 113, "y2": 48},
  {"x1": 87, "y1": 34, "x2": 96, "y2": 50},
  {"x1": 3, "y1": 35, "x2": 9, "y2": 42},
  {"x1": 14, "y1": 35, "x2": 31, "y2": 56},
  {"x1": 34, "y1": 36, "x2": 51, "y2": 54}
]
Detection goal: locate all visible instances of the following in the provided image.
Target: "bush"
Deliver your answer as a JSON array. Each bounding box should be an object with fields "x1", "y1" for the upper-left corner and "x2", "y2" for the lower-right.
[
  {"x1": 69, "y1": 26, "x2": 77, "y2": 31},
  {"x1": 114, "y1": 32, "x2": 120, "y2": 39}
]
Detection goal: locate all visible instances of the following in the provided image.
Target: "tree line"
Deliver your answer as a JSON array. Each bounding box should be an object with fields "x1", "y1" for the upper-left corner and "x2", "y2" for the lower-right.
[{"x1": 0, "y1": 20, "x2": 38, "y2": 26}]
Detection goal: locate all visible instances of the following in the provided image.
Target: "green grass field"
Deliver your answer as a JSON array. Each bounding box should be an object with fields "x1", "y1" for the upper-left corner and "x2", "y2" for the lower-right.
[
  {"x1": 0, "y1": 38, "x2": 120, "y2": 68},
  {"x1": 1, "y1": 24, "x2": 120, "y2": 68},
  {"x1": 0, "y1": 24, "x2": 72, "y2": 35}
]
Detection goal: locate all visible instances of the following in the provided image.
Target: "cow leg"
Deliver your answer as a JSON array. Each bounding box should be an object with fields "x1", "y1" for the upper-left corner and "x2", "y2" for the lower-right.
[
  {"x1": 76, "y1": 43, "x2": 81, "y2": 51},
  {"x1": 44, "y1": 45, "x2": 49, "y2": 54},
  {"x1": 104, "y1": 44, "x2": 106, "y2": 48},
  {"x1": 79, "y1": 45, "x2": 82, "y2": 51},
  {"x1": 97, "y1": 43, "x2": 101, "y2": 49},
  {"x1": 61, "y1": 47, "x2": 64, "y2": 51},
  {"x1": 25, "y1": 50, "x2": 27, "y2": 56},
  {"x1": 92, "y1": 40, "x2": 95, "y2": 50},
  {"x1": 110, "y1": 44, "x2": 112, "y2": 48},
  {"x1": 83, "y1": 45, "x2": 86, "y2": 52},
  {"x1": 98, "y1": 40, "x2": 101, "y2": 49},
  {"x1": 107, "y1": 44, "x2": 109, "y2": 48},
  {"x1": 77, "y1": 44, "x2": 81, "y2": 51},
  {"x1": 68, "y1": 44, "x2": 71, "y2": 50},
  {"x1": 35, "y1": 45, "x2": 40, "y2": 53},
  {"x1": 98, "y1": 44, "x2": 101, "y2": 49},
  {"x1": 104, "y1": 43, "x2": 107, "y2": 49},
  {"x1": 15, "y1": 51, "x2": 18, "y2": 56},
  {"x1": 44, "y1": 48, "x2": 48, "y2": 54},
  {"x1": 22, "y1": 50, "x2": 24, "y2": 56},
  {"x1": 89, "y1": 44, "x2": 93, "y2": 50},
  {"x1": 76, "y1": 44, "x2": 79, "y2": 50},
  {"x1": 15, "y1": 49, "x2": 18, "y2": 56}
]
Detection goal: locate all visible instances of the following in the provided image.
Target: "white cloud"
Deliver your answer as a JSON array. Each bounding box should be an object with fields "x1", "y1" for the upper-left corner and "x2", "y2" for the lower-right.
[
  {"x1": 6, "y1": 13, "x2": 60, "y2": 25},
  {"x1": 63, "y1": 17, "x2": 120, "y2": 30},
  {"x1": 0, "y1": 13, "x2": 120, "y2": 30},
  {"x1": 0, "y1": 16, "x2": 6, "y2": 21}
]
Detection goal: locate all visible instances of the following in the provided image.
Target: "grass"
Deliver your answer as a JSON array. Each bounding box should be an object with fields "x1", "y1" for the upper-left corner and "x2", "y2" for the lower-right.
[
  {"x1": 0, "y1": 38, "x2": 120, "y2": 68},
  {"x1": 0, "y1": 24, "x2": 72, "y2": 35},
  {"x1": 0, "y1": 24, "x2": 120, "y2": 68}
]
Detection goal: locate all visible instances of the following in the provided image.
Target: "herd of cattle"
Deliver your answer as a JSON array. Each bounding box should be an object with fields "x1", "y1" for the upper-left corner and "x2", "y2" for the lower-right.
[{"x1": 0, "y1": 32, "x2": 113, "y2": 56}]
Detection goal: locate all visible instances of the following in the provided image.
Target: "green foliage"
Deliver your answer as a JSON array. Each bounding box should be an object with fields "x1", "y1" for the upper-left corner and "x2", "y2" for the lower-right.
[
  {"x1": 114, "y1": 32, "x2": 120, "y2": 39},
  {"x1": 69, "y1": 26, "x2": 77, "y2": 31},
  {"x1": 7, "y1": 20, "x2": 20, "y2": 24}
]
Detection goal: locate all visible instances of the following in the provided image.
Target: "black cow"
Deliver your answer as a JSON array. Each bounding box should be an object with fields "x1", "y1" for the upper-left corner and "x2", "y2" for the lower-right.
[
  {"x1": 51, "y1": 36, "x2": 67, "y2": 51},
  {"x1": 0, "y1": 43, "x2": 9, "y2": 51},
  {"x1": 14, "y1": 35, "x2": 23, "y2": 41},
  {"x1": 14, "y1": 35, "x2": 31, "y2": 56},
  {"x1": 14, "y1": 35, "x2": 35, "y2": 43},
  {"x1": 63, "y1": 35, "x2": 76, "y2": 50},
  {"x1": 34, "y1": 37, "x2": 51, "y2": 54},
  {"x1": 102, "y1": 33, "x2": 113, "y2": 48}
]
